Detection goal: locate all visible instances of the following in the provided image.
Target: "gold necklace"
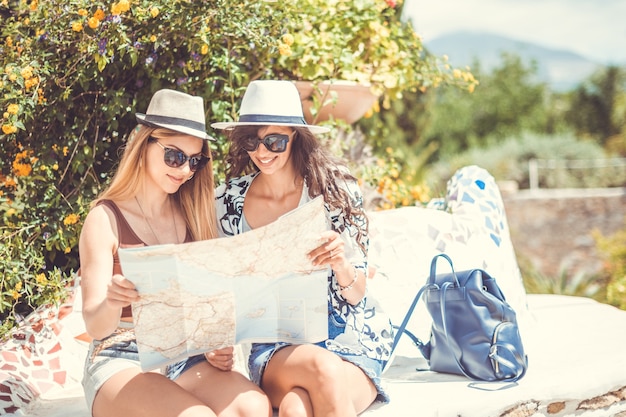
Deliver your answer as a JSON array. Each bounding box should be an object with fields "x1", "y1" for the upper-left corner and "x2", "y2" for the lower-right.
[{"x1": 135, "y1": 196, "x2": 179, "y2": 245}]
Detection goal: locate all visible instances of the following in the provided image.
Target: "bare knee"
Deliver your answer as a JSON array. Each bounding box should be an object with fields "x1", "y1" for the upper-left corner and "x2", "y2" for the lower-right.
[
  {"x1": 222, "y1": 389, "x2": 272, "y2": 417},
  {"x1": 308, "y1": 352, "x2": 345, "y2": 389},
  {"x1": 278, "y1": 388, "x2": 312, "y2": 417}
]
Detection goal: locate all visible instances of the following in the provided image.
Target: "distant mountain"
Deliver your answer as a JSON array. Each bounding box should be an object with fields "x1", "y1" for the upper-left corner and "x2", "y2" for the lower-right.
[{"x1": 425, "y1": 31, "x2": 604, "y2": 92}]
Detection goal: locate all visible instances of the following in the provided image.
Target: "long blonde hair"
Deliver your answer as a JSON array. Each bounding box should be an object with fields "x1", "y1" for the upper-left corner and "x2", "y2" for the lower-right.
[{"x1": 93, "y1": 125, "x2": 218, "y2": 241}]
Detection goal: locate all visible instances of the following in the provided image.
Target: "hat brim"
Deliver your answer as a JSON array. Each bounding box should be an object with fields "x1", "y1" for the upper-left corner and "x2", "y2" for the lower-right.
[
  {"x1": 210, "y1": 121, "x2": 330, "y2": 134},
  {"x1": 136, "y1": 114, "x2": 213, "y2": 141}
]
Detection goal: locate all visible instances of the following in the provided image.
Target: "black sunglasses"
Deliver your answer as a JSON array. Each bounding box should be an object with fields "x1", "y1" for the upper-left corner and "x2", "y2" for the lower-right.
[
  {"x1": 241, "y1": 134, "x2": 291, "y2": 153},
  {"x1": 151, "y1": 139, "x2": 209, "y2": 172}
]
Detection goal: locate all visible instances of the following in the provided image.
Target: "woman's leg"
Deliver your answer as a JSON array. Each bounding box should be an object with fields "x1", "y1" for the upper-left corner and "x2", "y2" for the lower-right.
[
  {"x1": 261, "y1": 344, "x2": 377, "y2": 417},
  {"x1": 176, "y1": 361, "x2": 272, "y2": 417},
  {"x1": 92, "y1": 363, "x2": 271, "y2": 417},
  {"x1": 92, "y1": 367, "x2": 217, "y2": 417}
]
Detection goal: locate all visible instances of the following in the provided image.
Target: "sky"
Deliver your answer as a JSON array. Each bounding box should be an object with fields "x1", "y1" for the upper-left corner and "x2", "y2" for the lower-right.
[{"x1": 402, "y1": 0, "x2": 626, "y2": 65}]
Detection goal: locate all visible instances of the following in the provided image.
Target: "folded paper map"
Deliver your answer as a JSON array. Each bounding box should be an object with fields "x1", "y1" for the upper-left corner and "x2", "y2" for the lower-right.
[{"x1": 118, "y1": 196, "x2": 329, "y2": 371}]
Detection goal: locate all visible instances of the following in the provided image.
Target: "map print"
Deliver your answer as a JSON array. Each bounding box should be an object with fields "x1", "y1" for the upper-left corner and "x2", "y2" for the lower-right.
[{"x1": 118, "y1": 196, "x2": 329, "y2": 371}]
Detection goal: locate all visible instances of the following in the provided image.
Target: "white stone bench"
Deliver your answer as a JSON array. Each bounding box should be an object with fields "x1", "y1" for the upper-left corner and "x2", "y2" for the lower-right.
[{"x1": 5, "y1": 205, "x2": 626, "y2": 417}]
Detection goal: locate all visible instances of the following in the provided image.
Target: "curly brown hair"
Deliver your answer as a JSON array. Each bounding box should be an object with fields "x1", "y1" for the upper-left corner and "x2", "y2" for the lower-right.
[{"x1": 224, "y1": 125, "x2": 369, "y2": 246}]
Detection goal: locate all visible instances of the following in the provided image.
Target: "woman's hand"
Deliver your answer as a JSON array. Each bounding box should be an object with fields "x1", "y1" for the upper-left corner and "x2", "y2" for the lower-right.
[
  {"x1": 309, "y1": 230, "x2": 365, "y2": 304},
  {"x1": 205, "y1": 346, "x2": 235, "y2": 371},
  {"x1": 308, "y1": 230, "x2": 348, "y2": 271},
  {"x1": 106, "y1": 274, "x2": 140, "y2": 309}
]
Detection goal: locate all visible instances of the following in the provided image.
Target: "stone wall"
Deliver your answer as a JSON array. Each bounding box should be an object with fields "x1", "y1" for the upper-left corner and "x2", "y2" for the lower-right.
[{"x1": 501, "y1": 187, "x2": 626, "y2": 279}]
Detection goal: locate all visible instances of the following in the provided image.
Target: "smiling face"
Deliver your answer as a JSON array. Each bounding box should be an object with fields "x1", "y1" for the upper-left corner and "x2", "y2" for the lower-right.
[
  {"x1": 145, "y1": 130, "x2": 206, "y2": 194},
  {"x1": 245, "y1": 125, "x2": 295, "y2": 176}
]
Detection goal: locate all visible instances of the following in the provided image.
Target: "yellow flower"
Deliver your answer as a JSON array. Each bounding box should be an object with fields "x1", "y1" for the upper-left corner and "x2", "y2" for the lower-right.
[
  {"x1": 3, "y1": 112, "x2": 8, "y2": 118},
  {"x1": 281, "y1": 33, "x2": 294, "y2": 46},
  {"x1": 63, "y1": 213, "x2": 80, "y2": 226},
  {"x1": 150, "y1": 35, "x2": 157, "y2": 43},
  {"x1": 36, "y1": 273, "x2": 47, "y2": 285},
  {"x1": 88, "y1": 17, "x2": 99, "y2": 29},
  {"x1": 201, "y1": 44, "x2": 209, "y2": 55},
  {"x1": 94, "y1": 9, "x2": 105, "y2": 21},
  {"x1": 11, "y1": 290, "x2": 20, "y2": 300},
  {"x1": 78, "y1": 8, "x2": 88, "y2": 16},
  {"x1": 52, "y1": 163, "x2": 58, "y2": 170},
  {"x1": 20, "y1": 66, "x2": 33, "y2": 79},
  {"x1": 150, "y1": 7, "x2": 159, "y2": 18},
  {"x1": 2, "y1": 124, "x2": 16, "y2": 134},
  {"x1": 64, "y1": 246, "x2": 72, "y2": 254},
  {"x1": 15, "y1": 281, "x2": 22, "y2": 292},
  {"x1": 72, "y1": 21, "x2": 83, "y2": 32},
  {"x1": 111, "y1": 0, "x2": 131, "y2": 15},
  {"x1": 8, "y1": 73, "x2": 17, "y2": 82},
  {"x1": 278, "y1": 43, "x2": 292, "y2": 57},
  {"x1": 63, "y1": 146, "x2": 69, "y2": 156}
]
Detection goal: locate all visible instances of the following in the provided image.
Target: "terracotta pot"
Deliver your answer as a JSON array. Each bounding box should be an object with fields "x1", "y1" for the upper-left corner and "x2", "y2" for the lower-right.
[{"x1": 294, "y1": 80, "x2": 380, "y2": 124}]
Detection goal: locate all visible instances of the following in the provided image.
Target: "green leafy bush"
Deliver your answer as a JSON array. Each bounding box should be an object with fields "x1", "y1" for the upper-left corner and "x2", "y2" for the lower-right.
[
  {"x1": 593, "y1": 223, "x2": 626, "y2": 310},
  {"x1": 0, "y1": 0, "x2": 473, "y2": 336},
  {"x1": 426, "y1": 133, "x2": 620, "y2": 191}
]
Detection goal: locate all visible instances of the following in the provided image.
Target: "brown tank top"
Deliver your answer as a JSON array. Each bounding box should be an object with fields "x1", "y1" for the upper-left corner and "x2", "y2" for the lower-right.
[{"x1": 98, "y1": 199, "x2": 191, "y2": 318}]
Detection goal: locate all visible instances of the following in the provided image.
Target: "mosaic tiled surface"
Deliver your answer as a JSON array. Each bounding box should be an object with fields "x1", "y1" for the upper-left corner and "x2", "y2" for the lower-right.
[{"x1": 0, "y1": 288, "x2": 86, "y2": 415}]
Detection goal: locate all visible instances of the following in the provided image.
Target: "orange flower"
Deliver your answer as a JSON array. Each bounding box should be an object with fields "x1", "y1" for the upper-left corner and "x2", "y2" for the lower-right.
[
  {"x1": 72, "y1": 21, "x2": 83, "y2": 32},
  {"x1": 88, "y1": 17, "x2": 99, "y2": 29},
  {"x1": 4, "y1": 177, "x2": 17, "y2": 188}
]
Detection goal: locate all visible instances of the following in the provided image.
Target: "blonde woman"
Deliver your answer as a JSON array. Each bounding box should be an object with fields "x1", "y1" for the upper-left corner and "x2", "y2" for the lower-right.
[{"x1": 79, "y1": 89, "x2": 271, "y2": 417}]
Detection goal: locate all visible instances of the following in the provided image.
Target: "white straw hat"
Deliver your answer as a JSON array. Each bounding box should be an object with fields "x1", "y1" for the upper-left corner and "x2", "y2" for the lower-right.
[
  {"x1": 211, "y1": 80, "x2": 330, "y2": 134},
  {"x1": 136, "y1": 89, "x2": 212, "y2": 140}
]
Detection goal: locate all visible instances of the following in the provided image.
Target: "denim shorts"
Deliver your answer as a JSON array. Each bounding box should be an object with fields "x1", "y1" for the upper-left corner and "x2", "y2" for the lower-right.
[
  {"x1": 82, "y1": 323, "x2": 178, "y2": 414},
  {"x1": 82, "y1": 324, "x2": 141, "y2": 413},
  {"x1": 248, "y1": 310, "x2": 390, "y2": 403},
  {"x1": 166, "y1": 353, "x2": 207, "y2": 380}
]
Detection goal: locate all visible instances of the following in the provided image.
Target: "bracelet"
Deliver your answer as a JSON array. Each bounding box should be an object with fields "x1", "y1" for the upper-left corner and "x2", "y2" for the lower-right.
[{"x1": 339, "y1": 267, "x2": 359, "y2": 292}]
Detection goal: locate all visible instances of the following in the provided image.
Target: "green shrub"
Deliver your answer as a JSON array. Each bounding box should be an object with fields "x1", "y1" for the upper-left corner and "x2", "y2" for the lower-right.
[
  {"x1": 0, "y1": 0, "x2": 473, "y2": 337},
  {"x1": 1, "y1": 0, "x2": 290, "y2": 333},
  {"x1": 593, "y1": 223, "x2": 626, "y2": 310},
  {"x1": 426, "y1": 132, "x2": 620, "y2": 190}
]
